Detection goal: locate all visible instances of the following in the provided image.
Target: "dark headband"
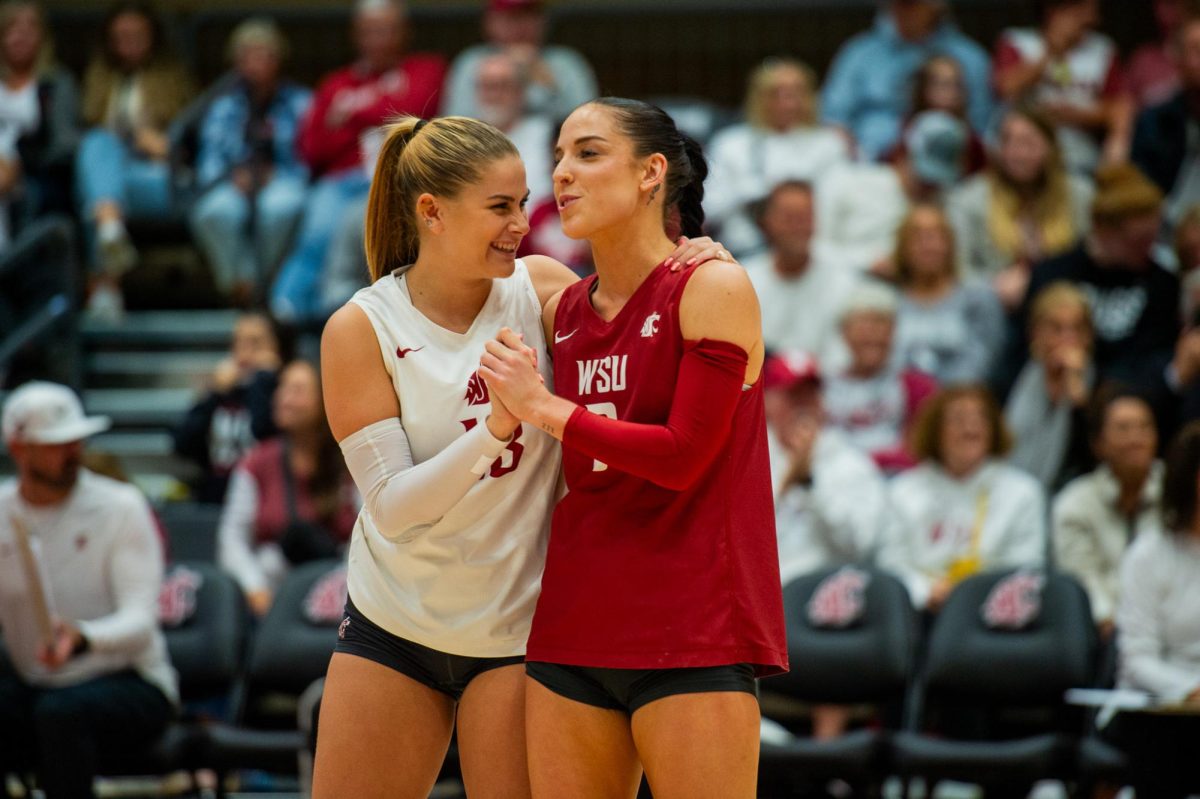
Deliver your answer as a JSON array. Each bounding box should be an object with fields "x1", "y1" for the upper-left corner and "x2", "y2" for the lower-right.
[{"x1": 413, "y1": 118, "x2": 429, "y2": 135}]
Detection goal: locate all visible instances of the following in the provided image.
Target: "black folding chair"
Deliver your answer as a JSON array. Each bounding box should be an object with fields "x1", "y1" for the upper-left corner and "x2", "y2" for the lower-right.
[
  {"x1": 100, "y1": 562, "x2": 250, "y2": 788},
  {"x1": 759, "y1": 565, "x2": 917, "y2": 797},
  {"x1": 202, "y1": 558, "x2": 345, "y2": 787},
  {"x1": 891, "y1": 569, "x2": 1098, "y2": 797}
]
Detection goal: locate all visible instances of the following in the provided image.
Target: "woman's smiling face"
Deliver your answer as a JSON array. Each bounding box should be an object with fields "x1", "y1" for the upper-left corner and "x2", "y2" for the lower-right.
[{"x1": 429, "y1": 154, "x2": 530, "y2": 278}]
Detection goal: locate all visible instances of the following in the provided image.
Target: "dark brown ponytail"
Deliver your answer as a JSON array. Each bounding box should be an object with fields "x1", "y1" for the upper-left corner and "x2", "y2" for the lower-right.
[{"x1": 589, "y1": 97, "x2": 708, "y2": 238}]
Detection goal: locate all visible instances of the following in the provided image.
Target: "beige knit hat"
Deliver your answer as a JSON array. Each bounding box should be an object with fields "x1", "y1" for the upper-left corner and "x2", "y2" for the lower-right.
[{"x1": 1091, "y1": 163, "x2": 1163, "y2": 225}]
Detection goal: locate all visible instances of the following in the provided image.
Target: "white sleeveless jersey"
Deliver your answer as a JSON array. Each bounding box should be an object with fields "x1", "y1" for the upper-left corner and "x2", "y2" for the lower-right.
[{"x1": 347, "y1": 259, "x2": 560, "y2": 657}]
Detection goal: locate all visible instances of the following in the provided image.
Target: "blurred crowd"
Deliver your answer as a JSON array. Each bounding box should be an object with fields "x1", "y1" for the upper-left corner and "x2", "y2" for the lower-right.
[{"x1": 4, "y1": 0, "x2": 1200, "y2": 794}]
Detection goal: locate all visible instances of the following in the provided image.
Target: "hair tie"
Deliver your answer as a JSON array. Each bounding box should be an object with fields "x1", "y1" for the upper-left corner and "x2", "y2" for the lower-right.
[{"x1": 413, "y1": 118, "x2": 429, "y2": 135}]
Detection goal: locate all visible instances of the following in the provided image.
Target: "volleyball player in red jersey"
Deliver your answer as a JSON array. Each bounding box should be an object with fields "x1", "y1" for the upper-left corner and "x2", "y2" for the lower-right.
[{"x1": 481, "y1": 97, "x2": 788, "y2": 799}]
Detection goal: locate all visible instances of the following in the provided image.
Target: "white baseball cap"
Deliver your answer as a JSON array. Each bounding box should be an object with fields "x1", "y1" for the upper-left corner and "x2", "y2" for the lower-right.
[
  {"x1": 840, "y1": 280, "x2": 900, "y2": 322},
  {"x1": 2, "y1": 382, "x2": 111, "y2": 445}
]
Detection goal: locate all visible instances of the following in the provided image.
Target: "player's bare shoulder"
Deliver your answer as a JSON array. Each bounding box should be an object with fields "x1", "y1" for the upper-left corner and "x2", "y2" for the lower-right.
[
  {"x1": 321, "y1": 301, "x2": 399, "y2": 442},
  {"x1": 323, "y1": 301, "x2": 382, "y2": 360},
  {"x1": 523, "y1": 255, "x2": 579, "y2": 311},
  {"x1": 677, "y1": 258, "x2": 763, "y2": 375}
]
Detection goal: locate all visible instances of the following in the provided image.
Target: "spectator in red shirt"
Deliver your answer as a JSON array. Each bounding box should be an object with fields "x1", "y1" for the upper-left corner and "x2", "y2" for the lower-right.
[
  {"x1": 1128, "y1": 0, "x2": 1187, "y2": 111},
  {"x1": 993, "y1": 0, "x2": 1133, "y2": 175},
  {"x1": 270, "y1": 0, "x2": 445, "y2": 324}
]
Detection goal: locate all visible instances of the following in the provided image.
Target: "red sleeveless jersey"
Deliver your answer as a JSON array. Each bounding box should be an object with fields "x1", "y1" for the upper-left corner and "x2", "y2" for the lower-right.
[{"x1": 527, "y1": 263, "x2": 788, "y2": 676}]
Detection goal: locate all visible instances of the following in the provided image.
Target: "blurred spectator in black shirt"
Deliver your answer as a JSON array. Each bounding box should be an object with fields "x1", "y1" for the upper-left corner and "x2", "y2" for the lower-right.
[{"x1": 174, "y1": 311, "x2": 283, "y2": 502}]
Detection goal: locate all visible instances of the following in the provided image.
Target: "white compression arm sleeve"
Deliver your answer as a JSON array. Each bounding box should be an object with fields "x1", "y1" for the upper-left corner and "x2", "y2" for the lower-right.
[{"x1": 339, "y1": 417, "x2": 510, "y2": 543}]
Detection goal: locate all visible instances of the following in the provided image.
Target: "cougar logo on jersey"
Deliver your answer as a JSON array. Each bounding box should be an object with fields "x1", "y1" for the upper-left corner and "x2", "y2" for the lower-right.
[
  {"x1": 806, "y1": 567, "x2": 870, "y2": 629},
  {"x1": 982, "y1": 571, "x2": 1045, "y2": 631},
  {"x1": 464, "y1": 371, "x2": 491, "y2": 407},
  {"x1": 577, "y1": 355, "x2": 628, "y2": 395},
  {"x1": 641, "y1": 312, "x2": 661, "y2": 338}
]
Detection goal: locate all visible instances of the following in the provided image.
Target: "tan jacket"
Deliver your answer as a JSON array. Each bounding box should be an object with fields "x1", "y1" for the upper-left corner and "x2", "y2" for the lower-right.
[
  {"x1": 1052, "y1": 462, "x2": 1164, "y2": 623},
  {"x1": 81, "y1": 56, "x2": 195, "y2": 132}
]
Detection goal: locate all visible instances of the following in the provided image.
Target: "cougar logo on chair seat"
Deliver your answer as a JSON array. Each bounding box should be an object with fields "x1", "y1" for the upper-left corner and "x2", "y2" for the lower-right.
[
  {"x1": 807, "y1": 567, "x2": 870, "y2": 629},
  {"x1": 982, "y1": 571, "x2": 1045, "y2": 631}
]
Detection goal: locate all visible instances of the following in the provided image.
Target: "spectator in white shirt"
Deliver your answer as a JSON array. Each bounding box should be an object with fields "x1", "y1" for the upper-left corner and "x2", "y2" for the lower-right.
[
  {"x1": 0, "y1": 382, "x2": 176, "y2": 799},
  {"x1": 1118, "y1": 421, "x2": 1200, "y2": 703},
  {"x1": 1054, "y1": 387, "x2": 1161, "y2": 639},
  {"x1": 879, "y1": 384, "x2": 1046, "y2": 611},
  {"x1": 705, "y1": 57, "x2": 850, "y2": 256},
  {"x1": 992, "y1": 0, "x2": 1133, "y2": 174},
  {"x1": 740, "y1": 180, "x2": 858, "y2": 365},
  {"x1": 1113, "y1": 420, "x2": 1200, "y2": 798}
]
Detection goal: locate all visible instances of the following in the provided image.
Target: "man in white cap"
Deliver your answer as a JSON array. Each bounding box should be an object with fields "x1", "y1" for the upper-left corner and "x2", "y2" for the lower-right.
[{"x1": 0, "y1": 382, "x2": 176, "y2": 799}]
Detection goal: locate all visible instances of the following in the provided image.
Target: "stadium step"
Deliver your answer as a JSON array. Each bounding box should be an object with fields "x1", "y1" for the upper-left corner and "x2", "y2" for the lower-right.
[
  {"x1": 81, "y1": 309, "x2": 240, "y2": 350},
  {"x1": 74, "y1": 310, "x2": 239, "y2": 500},
  {"x1": 85, "y1": 350, "x2": 226, "y2": 389},
  {"x1": 84, "y1": 388, "x2": 198, "y2": 427}
]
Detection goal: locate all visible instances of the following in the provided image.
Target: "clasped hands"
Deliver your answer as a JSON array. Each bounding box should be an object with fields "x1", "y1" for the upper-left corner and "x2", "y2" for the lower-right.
[
  {"x1": 479, "y1": 328, "x2": 547, "y2": 440},
  {"x1": 476, "y1": 236, "x2": 736, "y2": 439}
]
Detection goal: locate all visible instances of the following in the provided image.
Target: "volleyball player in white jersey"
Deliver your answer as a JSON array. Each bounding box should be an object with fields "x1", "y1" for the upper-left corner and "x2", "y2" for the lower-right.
[{"x1": 315, "y1": 115, "x2": 727, "y2": 798}]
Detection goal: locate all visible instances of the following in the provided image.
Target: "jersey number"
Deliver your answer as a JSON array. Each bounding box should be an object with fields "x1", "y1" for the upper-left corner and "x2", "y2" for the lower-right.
[
  {"x1": 586, "y1": 402, "x2": 618, "y2": 472},
  {"x1": 460, "y1": 419, "x2": 525, "y2": 479}
]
